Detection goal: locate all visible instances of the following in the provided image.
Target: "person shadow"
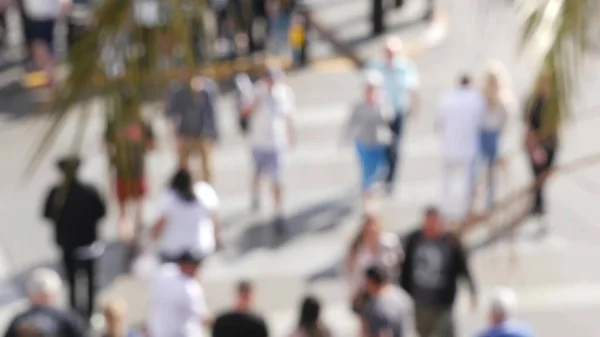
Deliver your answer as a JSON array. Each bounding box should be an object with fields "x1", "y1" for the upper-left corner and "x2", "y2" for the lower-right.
[{"x1": 227, "y1": 190, "x2": 359, "y2": 260}]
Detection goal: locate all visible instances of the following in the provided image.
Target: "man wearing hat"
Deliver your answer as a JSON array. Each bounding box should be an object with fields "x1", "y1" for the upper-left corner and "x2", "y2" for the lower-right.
[
  {"x1": 242, "y1": 65, "x2": 296, "y2": 235},
  {"x1": 148, "y1": 250, "x2": 213, "y2": 337},
  {"x1": 42, "y1": 156, "x2": 106, "y2": 320}
]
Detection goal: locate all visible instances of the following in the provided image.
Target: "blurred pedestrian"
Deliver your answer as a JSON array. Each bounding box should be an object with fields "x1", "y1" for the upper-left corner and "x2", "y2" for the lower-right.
[
  {"x1": 234, "y1": 73, "x2": 254, "y2": 136},
  {"x1": 147, "y1": 251, "x2": 213, "y2": 337},
  {"x1": 3, "y1": 268, "x2": 86, "y2": 337},
  {"x1": 399, "y1": 206, "x2": 477, "y2": 337},
  {"x1": 21, "y1": 0, "x2": 71, "y2": 86},
  {"x1": 437, "y1": 74, "x2": 485, "y2": 222},
  {"x1": 212, "y1": 280, "x2": 269, "y2": 337},
  {"x1": 42, "y1": 156, "x2": 106, "y2": 320},
  {"x1": 288, "y1": 296, "x2": 331, "y2": 337},
  {"x1": 367, "y1": 37, "x2": 420, "y2": 195},
  {"x1": 105, "y1": 117, "x2": 155, "y2": 245},
  {"x1": 101, "y1": 298, "x2": 142, "y2": 337},
  {"x1": 0, "y1": 1, "x2": 8, "y2": 63},
  {"x1": 212, "y1": 0, "x2": 229, "y2": 37},
  {"x1": 479, "y1": 61, "x2": 513, "y2": 210},
  {"x1": 288, "y1": 14, "x2": 306, "y2": 67},
  {"x1": 166, "y1": 74, "x2": 220, "y2": 184},
  {"x1": 361, "y1": 265, "x2": 411, "y2": 337},
  {"x1": 242, "y1": 65, "x2": 296, "y2": 235},
  {"x1": 524, "y1": 73, "x2": 558, "y2": 235},
  {"x1": 344, "y1": 213, "x2": 402, "y2": 315},
  {"x1": 344, "y1": 71, "x2": 392, "y2": 206},
  {"x1": 477, "y1": 287, "x2": 534, "y2": 337},
  {"x1": 151, "y1": 168, "x2": 221, "y2": 263}
]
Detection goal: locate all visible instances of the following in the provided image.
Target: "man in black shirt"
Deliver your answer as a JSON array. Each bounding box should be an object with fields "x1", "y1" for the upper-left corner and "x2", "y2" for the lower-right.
[
  {"x1": 4, "y1": 268, "x2": 86, "y2": 337},
  {"x1": 399, "y1": 207, "x2": 477, "y2": 337},
  {"x1": 42, "y1": 157, "x2": 106, "y2": 320},
  {"x1": 212, "y1": 280, "x2": 269, "y2": 337}
]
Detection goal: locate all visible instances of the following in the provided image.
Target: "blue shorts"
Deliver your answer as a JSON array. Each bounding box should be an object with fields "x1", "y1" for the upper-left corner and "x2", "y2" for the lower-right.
[{"x1": 252, "y1": 147, "x2": 284, "y2": 182}]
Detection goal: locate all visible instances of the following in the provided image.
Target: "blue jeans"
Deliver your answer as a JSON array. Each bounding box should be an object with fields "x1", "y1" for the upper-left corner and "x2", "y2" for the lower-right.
[
  {"x1": 480, "y1": 130, "x2": 500, "y2": 207},
  {"x1": 356, "y1": 142, "x2": 387, "y2": 191}
]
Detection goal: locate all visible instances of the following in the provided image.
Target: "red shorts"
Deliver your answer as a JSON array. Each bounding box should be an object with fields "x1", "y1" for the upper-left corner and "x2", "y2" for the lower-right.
[{"x1": 115, "y1": 178, "x2": 146, "y2": 204}]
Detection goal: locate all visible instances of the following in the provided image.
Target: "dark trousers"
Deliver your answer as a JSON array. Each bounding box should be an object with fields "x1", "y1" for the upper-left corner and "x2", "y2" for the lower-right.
[
  {"x1": 62, "y1": 250, "x2": 96, "y2": 320},
  {"x1": 529, "y1": 145, "x2": 556, "y2": 214},
  {"x1": 385, "y1": 112, "x2": 405, "y2": 186},
  {"x1": 0, "y1": 10, "x2": 6, "y2": 49}
]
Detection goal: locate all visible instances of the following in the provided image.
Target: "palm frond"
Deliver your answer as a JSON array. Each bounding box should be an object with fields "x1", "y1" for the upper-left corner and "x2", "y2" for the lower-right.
[{"x1": 520, "y1": 0, "x2": 593, "y2": 138}]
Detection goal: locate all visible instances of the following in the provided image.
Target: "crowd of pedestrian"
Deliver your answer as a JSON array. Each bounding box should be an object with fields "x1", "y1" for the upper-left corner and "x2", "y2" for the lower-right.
[
  {"x1": 0, "y1": 1, "x2": 561, "y2": 333},
  {"x1": 0, "y1": 0, "x2": 308, "y2": 85}
]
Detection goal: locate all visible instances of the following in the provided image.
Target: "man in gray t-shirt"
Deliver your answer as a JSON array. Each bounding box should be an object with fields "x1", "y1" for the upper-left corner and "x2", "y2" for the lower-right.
[{"x1": 363, "y1": 265, "x2": 411, "y2": 337}]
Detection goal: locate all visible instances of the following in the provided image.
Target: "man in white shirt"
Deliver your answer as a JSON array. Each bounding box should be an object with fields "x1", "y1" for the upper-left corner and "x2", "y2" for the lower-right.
[
  {"x1": 242, "y1": 66, "x2": 296, "y2": 236},
  {"x1": 437, "y1": 74, "x2": 485, "y2": 222},
  {"x1": 147, "y1": 251, "x2": 213, "y2": 337}
]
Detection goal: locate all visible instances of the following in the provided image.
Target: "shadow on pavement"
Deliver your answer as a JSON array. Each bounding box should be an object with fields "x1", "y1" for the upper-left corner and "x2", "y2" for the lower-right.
[
  {"x1": 0, "y1": 84, "x2": 43, "y2": 121},
  {"x1": 306, "y1": 258, "x2": 342, "y2": 283},
  {"x1": 229, "y1": 192, "x2": 358, "y2": 259},
  {"x1": 344, "y1": 19, "x2": 425, "y2": 48},
  {"x1": 0, "y1": 240, "x2": 130, "y2": 308}
]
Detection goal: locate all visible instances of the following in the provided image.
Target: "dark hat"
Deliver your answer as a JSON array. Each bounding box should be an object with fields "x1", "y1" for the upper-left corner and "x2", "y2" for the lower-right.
[
  {"x1": 56, "y1": 156, "x2": 81, "y2": 172},
  {"x1": 175, "y1": 250, "x2": 204, "y2": 265}
]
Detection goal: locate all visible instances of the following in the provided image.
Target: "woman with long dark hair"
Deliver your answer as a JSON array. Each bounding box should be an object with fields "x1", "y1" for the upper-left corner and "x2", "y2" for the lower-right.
[
  {"x1": 151, "y1": 168, "x2": 221, "y2": 262},
  {"x1": 344, "y1": 212, "x2": 402, "y2": 315},
  {"x1": 288, "y1": 296, "x2": 331, "y2": 337},
  {"x1": 525, "y1": 73, "x2": 559, "y2": 234}
]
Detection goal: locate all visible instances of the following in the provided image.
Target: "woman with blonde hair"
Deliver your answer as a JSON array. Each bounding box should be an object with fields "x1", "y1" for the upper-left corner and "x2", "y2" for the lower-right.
[
  {"x1": 343, "y1": 212, "x2": 403, "y2": 315},
  {"x1": 479, "y1": 61, "x2": 514, "y2": 209}
]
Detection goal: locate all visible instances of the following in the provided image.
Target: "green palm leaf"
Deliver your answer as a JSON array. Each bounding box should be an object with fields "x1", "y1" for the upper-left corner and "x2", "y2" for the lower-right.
[{"x1": 519, "y1": 0, "x2": 592, "y2": 138}]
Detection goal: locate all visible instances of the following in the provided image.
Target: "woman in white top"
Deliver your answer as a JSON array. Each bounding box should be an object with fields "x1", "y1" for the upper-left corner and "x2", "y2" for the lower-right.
[
  {"x1": 151, "y1": 168, "x2": 221, "y2": 262},
  {"x1": 343, "y1": 212, "x2": 403, "y2": 315},
  {"x1": 480, "y1": 61, "x2": 513, "y2": 209}
]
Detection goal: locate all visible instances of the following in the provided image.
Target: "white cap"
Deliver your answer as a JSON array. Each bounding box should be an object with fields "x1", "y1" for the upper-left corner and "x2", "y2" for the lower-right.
[
  {"x1": 27, "y1": 268, "x2": 62, "y2": 298},
  {"x1": 363, "y1": 70, "x2": 383, "y2": 87},
  {"x1": 490, "y1": 287, "x2": 518, "y2": 318}
]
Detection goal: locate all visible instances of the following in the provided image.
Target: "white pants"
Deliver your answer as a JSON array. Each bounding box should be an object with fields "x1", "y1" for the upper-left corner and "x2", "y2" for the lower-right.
[{"x1": 441, "y1": 157, "x2": 476, "y2": 224}]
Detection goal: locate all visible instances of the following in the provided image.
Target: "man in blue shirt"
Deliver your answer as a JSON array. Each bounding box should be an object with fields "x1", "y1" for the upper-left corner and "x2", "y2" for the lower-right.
[
  {"x1": 478, "y1": 287, "x2": 534, "y2": 337},
  {"x1": 367, "y1": 37, "x2": 420, "y2": 194}
]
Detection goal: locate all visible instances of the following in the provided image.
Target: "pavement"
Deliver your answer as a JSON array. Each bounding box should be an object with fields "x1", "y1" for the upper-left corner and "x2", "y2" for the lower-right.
[{"x1": 1, "y1": 0, "x2": 600, "y2": 336}]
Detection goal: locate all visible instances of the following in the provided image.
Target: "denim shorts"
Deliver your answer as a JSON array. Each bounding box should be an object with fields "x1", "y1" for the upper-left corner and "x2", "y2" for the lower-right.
[{"x1": 252, "y1": 147, "x2": 284, "y2": 182}]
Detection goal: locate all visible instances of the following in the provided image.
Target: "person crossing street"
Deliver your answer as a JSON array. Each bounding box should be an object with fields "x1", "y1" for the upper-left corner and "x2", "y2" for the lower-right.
[
  {"x1": 367, "y1": 37, "x2": 420, "y2": 195},
  {"x1": 242, "y1": 65, "x2": 296, "y2": 236}
]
